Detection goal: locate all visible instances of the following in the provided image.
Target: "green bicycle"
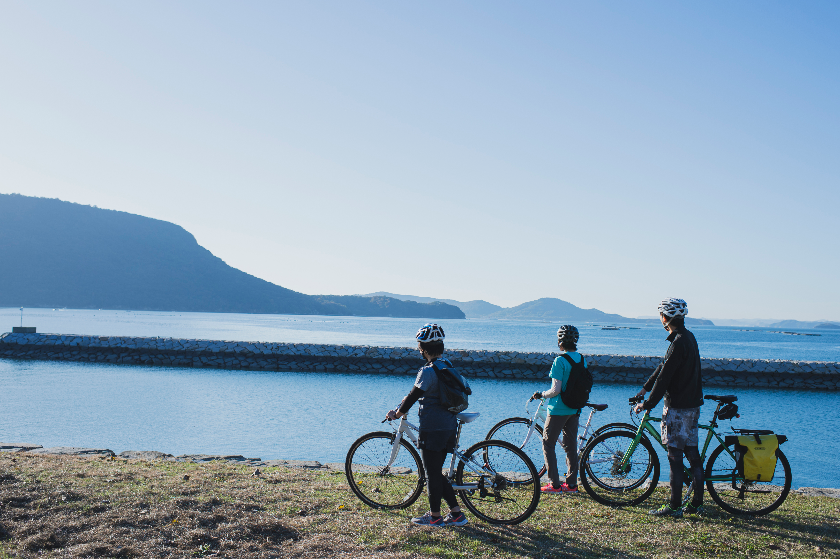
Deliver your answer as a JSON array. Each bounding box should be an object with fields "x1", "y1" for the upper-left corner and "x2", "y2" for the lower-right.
[{"x1": 579, "y1": 394, "x2": 792, "y2": 515}]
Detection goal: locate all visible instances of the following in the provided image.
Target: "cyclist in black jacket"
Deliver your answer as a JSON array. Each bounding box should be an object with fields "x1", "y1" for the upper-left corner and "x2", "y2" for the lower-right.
[{"x1": 634, "y1": 298, "x2": 705, "y2": 517}]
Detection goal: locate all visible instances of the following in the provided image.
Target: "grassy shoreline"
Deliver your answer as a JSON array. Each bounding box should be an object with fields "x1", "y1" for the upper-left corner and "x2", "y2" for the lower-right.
[{"x1": 0, "y1": 453, "x2": 838, "y2": 558}]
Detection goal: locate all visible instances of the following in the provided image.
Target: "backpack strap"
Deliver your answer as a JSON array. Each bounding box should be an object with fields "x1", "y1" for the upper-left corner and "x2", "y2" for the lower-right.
[{"x1": 560, "y1": 353, "x2": 577, "y2": 366}]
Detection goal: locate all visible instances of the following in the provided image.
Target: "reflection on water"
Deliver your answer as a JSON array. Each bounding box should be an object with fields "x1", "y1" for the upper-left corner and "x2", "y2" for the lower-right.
[{"x1": 0, "y1": 360, "x2": 836, "y2": 489}]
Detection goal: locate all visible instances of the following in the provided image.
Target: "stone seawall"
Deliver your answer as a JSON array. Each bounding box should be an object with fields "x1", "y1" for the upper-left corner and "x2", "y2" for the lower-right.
[{"x1": 1, "y1": 332, "x2": 838, "y2": 390}]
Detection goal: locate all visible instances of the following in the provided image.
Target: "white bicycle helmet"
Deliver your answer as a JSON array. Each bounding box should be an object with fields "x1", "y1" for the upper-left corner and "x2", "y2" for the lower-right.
[
  {"x1": 658, "y1": 298, "x2": 688, "y2": 318},
  {"x1": 416, "y1": 323, "x2": 445, "y2": 343}
]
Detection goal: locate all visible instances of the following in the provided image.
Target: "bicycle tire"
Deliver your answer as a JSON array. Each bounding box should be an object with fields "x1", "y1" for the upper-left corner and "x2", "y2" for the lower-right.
[
  {"x1": 705, "y1": 442, "x2": 792, "y2": 516},
  {"x1": 593, "y1": 422, "x2": 641, "y2": 436},
  {"x1": 486, "y1": 418, "x2": 546, "y2": 480},
  {"x1": 580, "y1": 430, "x2": 659, "y2": 506},
  {"x1": 455, "y1": 440, "x2": 540, "y2": 525},
  {"x1": 345, "y1": 431, "x2": 425, "y2": 509}
]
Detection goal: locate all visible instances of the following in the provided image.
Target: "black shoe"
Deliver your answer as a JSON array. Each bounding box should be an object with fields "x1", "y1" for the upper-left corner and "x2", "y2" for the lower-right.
[
  {"x1": 648, "y1": 504, "x2": 682, "y2": 518},
  {"x1": 683, "y1": 503, "x2": 706, "y2": 516}
]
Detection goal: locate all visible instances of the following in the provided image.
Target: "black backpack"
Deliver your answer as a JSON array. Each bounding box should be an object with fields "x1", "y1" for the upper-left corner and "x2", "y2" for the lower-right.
[
  {"x1": 559, "y1": 353, "x2": 592, "y2": 409},
  {"x1": 431, "y1": 362, "x2": 471, "y2": 414}
]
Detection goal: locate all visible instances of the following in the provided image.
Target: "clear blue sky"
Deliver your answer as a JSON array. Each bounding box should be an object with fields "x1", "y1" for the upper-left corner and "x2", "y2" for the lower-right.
[{"x1": 1, "y1": 2, "x2": 838, "y2": 321}]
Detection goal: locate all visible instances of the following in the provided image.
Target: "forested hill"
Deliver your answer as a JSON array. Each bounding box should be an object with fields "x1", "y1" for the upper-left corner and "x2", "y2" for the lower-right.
[
  {"x1": 367, "y1": 292, "x2": 714, "y2": 325},
  {"x1": 0, "y1": 194, "x2": 464, "y2": 319}
]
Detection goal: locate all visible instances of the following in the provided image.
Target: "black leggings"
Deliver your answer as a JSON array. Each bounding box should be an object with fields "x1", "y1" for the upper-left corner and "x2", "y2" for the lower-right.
[
  {"x1": 668, "y1": 445, "x2": 704, "y2": 509},
  {"x1": 421, "y1": 448, "x2": 458, "y2": 514}
]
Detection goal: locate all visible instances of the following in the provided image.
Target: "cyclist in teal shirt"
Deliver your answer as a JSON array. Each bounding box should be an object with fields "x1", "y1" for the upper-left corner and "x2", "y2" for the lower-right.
[{"x1": 532, "y1": 325, "x2": 584, "y2": 494}]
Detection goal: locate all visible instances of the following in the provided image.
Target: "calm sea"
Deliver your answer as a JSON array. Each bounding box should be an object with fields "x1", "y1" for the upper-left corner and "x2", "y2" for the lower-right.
[{"x1": 1, "y1": 308, "x2": 838, "y2": 489}]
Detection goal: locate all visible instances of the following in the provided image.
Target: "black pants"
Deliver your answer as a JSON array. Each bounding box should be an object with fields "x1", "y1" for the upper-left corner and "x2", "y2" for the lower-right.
[
  {"x1": 668, "y1": 445, "x2": 704, "y2": 509},
  {"x1": 421, "y1": 448, "x2": 458, "y2": 513}
]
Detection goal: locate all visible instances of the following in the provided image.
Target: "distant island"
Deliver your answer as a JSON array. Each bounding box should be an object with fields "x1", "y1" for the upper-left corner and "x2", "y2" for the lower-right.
[
  {"x1": 0, "y1": 194, "x2": 464, "y2": 319},
  {"x1": 363, "y1": 292, "x2": 715, "y2": 326}
]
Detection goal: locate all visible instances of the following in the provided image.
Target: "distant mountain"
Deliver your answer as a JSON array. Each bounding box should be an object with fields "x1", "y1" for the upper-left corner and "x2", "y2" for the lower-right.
[
  {"x1": 814, "y1": 323, "x2": 840, "y2": 330},
  {"x1": 363, "y1": 292, "x2": 503, "y2": 318},
  {"x1": 487, "y1": 298, "x2": 630, "y2": 322},
  {"x1": 0, "y1": 194, "x2": 464, "y2": 319},
  {"x1": 364, "y1": 292, "x2": 714, "y2": 325},
  {"x1": 768, "y1": 320, "x2": 840, "y2": 329}
]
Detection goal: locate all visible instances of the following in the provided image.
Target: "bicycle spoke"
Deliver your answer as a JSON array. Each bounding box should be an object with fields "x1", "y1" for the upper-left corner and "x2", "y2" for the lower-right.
[
  {"x1": 456, "y1": 441, "x2": 540, "y2": 525},
  {"x1": 345, "y1": 432, "x2": 424, "y2": 509}
]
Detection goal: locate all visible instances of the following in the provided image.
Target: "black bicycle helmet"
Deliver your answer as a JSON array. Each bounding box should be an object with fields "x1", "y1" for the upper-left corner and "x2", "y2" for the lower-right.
[
  {"x1": 557, "y1": 325, "x2": 579, "y2": 344},
  {"x1": 718, "y1": 403, "x2": 740, "y2": 420}
]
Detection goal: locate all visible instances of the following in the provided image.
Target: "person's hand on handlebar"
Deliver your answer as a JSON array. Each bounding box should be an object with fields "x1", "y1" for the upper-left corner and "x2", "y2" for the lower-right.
[
  {"x1": 385, "y1": 409, "x2": 404, "y2": 422},
  {"x1": 531, "y1": 392, "x2": 543, "y2": 401},
  {"x1": 633, "y1": 402, "x2": 646, "y2": 414},
  {"x1": 635, "y1": 388, "x2": 646, "y2": 399}
]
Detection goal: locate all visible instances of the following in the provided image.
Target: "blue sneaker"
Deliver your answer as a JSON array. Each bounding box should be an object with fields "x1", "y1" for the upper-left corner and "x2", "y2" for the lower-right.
[
  {"x1": 443, "y1": 511, "x2": 468, "y2": 527},
  {"x1": 411, "y1": 511, "x2": 446, "y2": 527}
]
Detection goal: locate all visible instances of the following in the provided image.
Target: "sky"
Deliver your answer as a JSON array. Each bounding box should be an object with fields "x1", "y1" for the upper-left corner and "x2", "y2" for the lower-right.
[{"x1": 1, "y1": 2, "x2": 838, "y2": 322}]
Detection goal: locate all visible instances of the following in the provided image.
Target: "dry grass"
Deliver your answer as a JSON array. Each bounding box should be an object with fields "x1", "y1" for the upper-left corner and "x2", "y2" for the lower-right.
[{"x1": 0, "y1": 453, "x2": 837, "y2": 558}]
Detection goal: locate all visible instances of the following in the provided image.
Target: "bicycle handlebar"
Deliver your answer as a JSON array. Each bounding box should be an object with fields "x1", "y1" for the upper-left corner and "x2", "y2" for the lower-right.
[{"x1": 629, "y1": 395, "x2": 644, "y2": 405}]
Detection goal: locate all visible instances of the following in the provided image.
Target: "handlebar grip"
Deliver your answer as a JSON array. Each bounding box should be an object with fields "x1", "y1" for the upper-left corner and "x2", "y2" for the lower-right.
[{"x1": 629, "y1": 396, "x2": 644, "y2": 405}]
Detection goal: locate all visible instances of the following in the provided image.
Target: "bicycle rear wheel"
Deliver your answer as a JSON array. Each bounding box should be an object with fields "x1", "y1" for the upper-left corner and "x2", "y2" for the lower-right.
[
  {"x1": 705, "y1": 443, "x2": 792, "y2": 515},
  {"x1": 486, "y1": 418, "x2": 546, "y2": 480},
  {"x1": 580, "y1": 430, "x2": 659, "y2": 506},
  {"x1": 455, "y1": 440, "x2": 540, "y2": 525},
  {"x1": 345, "y1": 431, "x2": 424, "y2": 509}
]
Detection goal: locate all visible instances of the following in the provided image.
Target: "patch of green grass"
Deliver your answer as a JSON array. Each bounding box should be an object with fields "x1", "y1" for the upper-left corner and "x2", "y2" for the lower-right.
[{"x1": 1, "y1": 454, "x2": 838, "y2": 558}]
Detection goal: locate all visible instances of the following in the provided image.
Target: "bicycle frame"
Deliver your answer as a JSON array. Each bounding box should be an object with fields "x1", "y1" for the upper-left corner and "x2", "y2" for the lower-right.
[
  {"x1": 383, "y1": 415, "x2": 506, "y2": 491},
  {"x1": 519, "y1": 398, "x2": 603, "y2": 459},
  {"x1": 613, "y1": 404, "x2": 738, "y2": 484}
]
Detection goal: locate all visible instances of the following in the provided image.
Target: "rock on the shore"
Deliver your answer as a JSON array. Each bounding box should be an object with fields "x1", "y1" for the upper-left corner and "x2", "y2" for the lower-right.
[
  {"x1": 0, "y1": 443, "x2": 43, "y2": 452},
  {"x1": 28, "y1": 447, "x2": 115, "y2": 457},
  {"x1": 118, "y1": 450, "x2": 174, "y2": 460}
]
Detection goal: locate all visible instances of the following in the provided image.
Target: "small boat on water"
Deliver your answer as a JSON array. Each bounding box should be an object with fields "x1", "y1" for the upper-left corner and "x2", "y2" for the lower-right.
[{"x1": 602, "y1": 326, "x2": 620, "y2": 330}]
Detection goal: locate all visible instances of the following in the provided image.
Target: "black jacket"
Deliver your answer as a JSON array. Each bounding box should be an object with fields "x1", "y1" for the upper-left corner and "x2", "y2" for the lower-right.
[{"x1": 643, "y1": 326, "x2": 703, "y2": 410}]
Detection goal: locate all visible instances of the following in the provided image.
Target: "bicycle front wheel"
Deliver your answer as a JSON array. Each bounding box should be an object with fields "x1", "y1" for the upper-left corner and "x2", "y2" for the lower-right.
[
  {"x1": 705, "y1": 443, "x2": 792, "y2": 515},
  {"x1": 580, "y1": 430, "x2": 659, "y2": 506},
  {"x1": 455, "y1": 440, "x2": 540, "y2": 525},
  {"x1": 486, "y1": 418, "x2": 546, "y2": 480},
  {"x1": 593, "y1": 422, "x2": 640, "y2": 436},
  {"x1": 345, "y1": 431, "x2": 425, "y2": 509}
]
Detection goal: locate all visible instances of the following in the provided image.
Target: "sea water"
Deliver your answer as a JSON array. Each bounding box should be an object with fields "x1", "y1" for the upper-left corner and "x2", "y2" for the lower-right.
[
  {"x1": 2, "y1": 308, "x2": 839, "y2": 361},
  {"x1": 0, "y1": 308, "x2": 838, "y2": 489},
  {"x1": 0, "y1": 359, "x2": 837, "y2": 489}
]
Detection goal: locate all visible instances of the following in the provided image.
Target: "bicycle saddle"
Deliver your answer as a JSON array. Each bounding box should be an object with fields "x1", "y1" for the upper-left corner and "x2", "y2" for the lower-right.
[
  {"x1": 585, "y1": 403, "x2": 608, "y2": 411},
  {"x1": 456, "y1": 412, "x2": 480, "y2": 423},
  {"x1": 705, "y1": 394, "x2": 737, "y2": 403}
]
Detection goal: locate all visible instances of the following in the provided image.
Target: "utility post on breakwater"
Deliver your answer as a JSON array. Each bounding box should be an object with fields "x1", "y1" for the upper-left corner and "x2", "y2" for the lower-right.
[{"x1": 11, "y1": 307, "x2": 36, "y2": 334}]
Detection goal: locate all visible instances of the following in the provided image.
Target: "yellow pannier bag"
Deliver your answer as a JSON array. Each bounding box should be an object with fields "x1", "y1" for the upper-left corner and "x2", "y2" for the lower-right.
[{"x1": 737, "y1": 434, "x2": 779, "y2": 481}]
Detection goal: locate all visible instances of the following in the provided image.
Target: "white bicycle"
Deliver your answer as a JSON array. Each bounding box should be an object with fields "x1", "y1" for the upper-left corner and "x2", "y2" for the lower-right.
[
  {"x1": 345, "y1": 411, "x2": 541, "y2": 525},
  {"x1": 485, "y1": 397, "x2": 637, "y2": 480}
]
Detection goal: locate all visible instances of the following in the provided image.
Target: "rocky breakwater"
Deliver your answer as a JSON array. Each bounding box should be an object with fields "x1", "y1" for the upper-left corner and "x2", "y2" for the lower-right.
[{"x1": 1, "y1": 332, "x2": 838, "y2": 390}]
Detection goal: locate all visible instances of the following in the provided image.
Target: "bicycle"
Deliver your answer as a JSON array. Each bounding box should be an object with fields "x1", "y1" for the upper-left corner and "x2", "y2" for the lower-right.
[
  {"x1": 579, "y1": 394, "x2": 792, "y2": 515},
  {"x1": 485, "y1": 397, "x2": 638, "y2": 480},
  {"x1": 345, "y1": 411, "x2": 541, "y2": 525}
]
